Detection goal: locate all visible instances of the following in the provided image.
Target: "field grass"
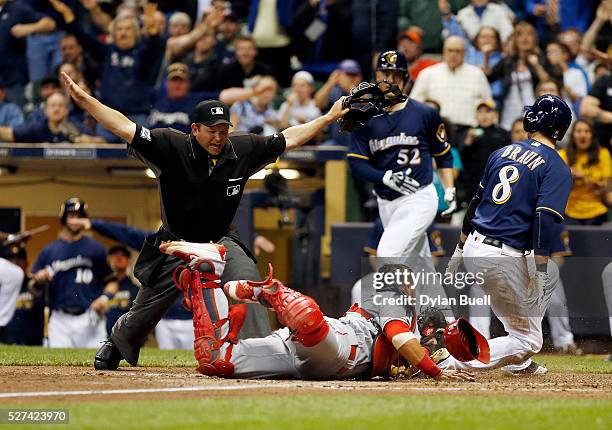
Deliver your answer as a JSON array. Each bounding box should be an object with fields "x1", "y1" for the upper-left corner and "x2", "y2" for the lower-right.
[
  {"x1": 2, "y1": 395, "x2": 611, "y2": 430},
  {"x1": 0, "y1": 345, "x2": 194, "y2": 367},
  {"x1": 1, "y1": 347, "x2": 611, "y2": 429},
  {"x1": 1, "y1": 345, "x2": 610, "y2": 373}
]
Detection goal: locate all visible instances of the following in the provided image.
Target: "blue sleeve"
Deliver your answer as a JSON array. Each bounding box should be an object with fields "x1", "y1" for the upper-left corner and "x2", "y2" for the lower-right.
[
  {"x1": 348, "y1": 156, "x2": 386, "y2": 184},
  {"x1": 15, "y1": 2, "x2": 46, "y2": 24},
  {"x1": 535, "y1": 161, "x2": 572, "y2": 223},
  {"x1": 4, "y1": 105, "x2": 24, "y2": 127},
  {"x1": 429, "y1": 111, "x2": 453, "y2": 168},
  {"x1": 532, "y1": 211, "x2": 558, "y2": 256},
  {"x1": 443, "y1": 15, "x2": 466, "y2": 39},
  {"x1": 94, "y1": 244, "x2": 113, "y2": 281},
  {"x1": 90, "y1": 219, "x2": 151, "y2": 250},
  {"x1": 31, "y1": 246, "x2": 49, "y2": 273},
  {"x1": 525, "y1": 0, "x2": 544, "y2": 16},
  {"x1": 347, "y1": 128, "x2": 371, "y2": 159},
  {"x1": 12, "y1": 123, "x2": 41, "y2": 143}
]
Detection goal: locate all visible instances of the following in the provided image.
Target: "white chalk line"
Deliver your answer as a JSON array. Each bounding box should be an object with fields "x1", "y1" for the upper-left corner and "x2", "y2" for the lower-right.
[
  {"x1": 0, "y1": 382, "x2": 606, "y2": 399},
  {"x1": 0, "y1": 383, "x2": 296, "y2": 399}
]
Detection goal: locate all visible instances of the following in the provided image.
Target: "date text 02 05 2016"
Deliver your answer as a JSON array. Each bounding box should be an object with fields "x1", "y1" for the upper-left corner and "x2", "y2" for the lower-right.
[{"x1": 0, "y1": 409, "x2": 69, "y2": 424}]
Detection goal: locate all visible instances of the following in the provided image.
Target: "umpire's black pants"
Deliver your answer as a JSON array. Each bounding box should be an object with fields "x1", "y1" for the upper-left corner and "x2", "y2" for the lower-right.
[{"x1": 111, "y1": 237, "x2": 271, "y2": 366}]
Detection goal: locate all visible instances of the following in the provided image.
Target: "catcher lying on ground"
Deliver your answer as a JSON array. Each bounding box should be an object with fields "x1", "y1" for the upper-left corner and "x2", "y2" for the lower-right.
[{"x1": 158, "y1": 241, "x2": 479, "y2": 381}]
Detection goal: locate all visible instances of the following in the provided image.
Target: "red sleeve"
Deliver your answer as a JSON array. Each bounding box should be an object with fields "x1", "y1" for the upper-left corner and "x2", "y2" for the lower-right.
[{"x1": 383, "y1": 319, "x2": 412, "y2": 341}]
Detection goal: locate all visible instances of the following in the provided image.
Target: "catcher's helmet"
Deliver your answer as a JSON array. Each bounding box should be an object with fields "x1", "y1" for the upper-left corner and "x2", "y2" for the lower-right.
[
  {"x1": 523, "y1": 94, "x2": 572, "y2": 141},
  {"x1": 376, "y1": 50, "x2": 408, "y2": 73},
  {"x1": 443, "y1": 318, "x2": 490, "y2": 364},
  {"x1": 60, "y1": 197, "x2": 88, "y2": 225}
]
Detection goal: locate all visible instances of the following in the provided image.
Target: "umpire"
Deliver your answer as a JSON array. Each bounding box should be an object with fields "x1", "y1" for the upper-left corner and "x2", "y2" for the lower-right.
[{"x1": 61, "y1": 72, "x2": 347, "y2": 370}]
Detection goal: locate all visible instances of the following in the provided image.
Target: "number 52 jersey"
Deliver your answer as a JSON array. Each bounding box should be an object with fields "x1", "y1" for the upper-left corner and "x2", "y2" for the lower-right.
[{"x1": 471, "y1": 139, "x2": 572, "y2": 250}]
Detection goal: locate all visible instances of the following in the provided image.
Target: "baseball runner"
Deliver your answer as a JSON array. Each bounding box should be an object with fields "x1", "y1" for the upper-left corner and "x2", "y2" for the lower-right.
[
  {"x1": 60, "y1": 71, "x2": 348, "y2": 370},
  {"x1": 345, "y1": 50, "x2": 457, "y2": 317},
  {"x1": 29, "y1": 198, "x2": 119, "y2": 348},
  {"x1": 158, "y1": 240, "x2": 474, "y2": 381},
  {"x1": 444, "y1": 94, "x2": 573, "y2": 374}
]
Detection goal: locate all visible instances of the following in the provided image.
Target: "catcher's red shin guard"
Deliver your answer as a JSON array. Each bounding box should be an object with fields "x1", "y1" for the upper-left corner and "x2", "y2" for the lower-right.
[{"x1": 258, "y1": 265, "x2": 329, "y2": 347}]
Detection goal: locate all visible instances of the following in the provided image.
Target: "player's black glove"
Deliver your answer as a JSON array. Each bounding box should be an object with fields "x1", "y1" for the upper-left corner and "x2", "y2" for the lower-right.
[
  {"x1": 338, "y1": 82, "x2": 386, "y2": 132},
  {"x1": 417, "y1": 306, "x2": 447, "y2": 355},
  {"x1": 382, "y1": 168, "x2": 421, "y2": 195}
]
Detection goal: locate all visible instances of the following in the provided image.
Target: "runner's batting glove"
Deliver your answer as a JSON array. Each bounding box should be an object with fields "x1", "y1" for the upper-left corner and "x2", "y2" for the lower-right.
[
  {"x1": 445, "y1": 243, "x2": 464, "y2": 277},
  {"x1": 440, "y1": 187, "x2": 457, "y2": 217},
  {"x1": 382, "y1": 168, "x2": 420, "y2": 195}
]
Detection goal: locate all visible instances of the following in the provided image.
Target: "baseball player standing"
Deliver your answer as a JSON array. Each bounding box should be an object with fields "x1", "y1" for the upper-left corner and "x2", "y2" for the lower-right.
[
  {"x1": 29, "y1": 198, "x2": 119, "y2": 348},
  {"x1": 347, "y1": 50, "x2": 457, "y2": 315},
  {"x1": 60, "y1": 71, "x2": 348, "y2": 370},
  {"x1": 444, "y1": 94, "x2": 573, "y2": 374}
]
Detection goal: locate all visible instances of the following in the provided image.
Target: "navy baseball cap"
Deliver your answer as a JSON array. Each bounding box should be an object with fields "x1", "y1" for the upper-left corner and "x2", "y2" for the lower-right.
[{"x1": 193, "y1": 100, "x2": 233, "y2": 127}]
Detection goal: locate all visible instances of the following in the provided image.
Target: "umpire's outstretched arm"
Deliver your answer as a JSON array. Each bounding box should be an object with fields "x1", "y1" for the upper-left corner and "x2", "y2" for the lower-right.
[
  {"x1": 281, "y1": 97, "x2": 348, "y2": 151},
  {"x1": 61, "y1": 72, "x2": 138, "y2": 144}
]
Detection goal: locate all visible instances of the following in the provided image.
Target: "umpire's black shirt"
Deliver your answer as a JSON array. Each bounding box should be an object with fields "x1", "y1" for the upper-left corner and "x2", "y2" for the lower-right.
[{"x1": 129, "y1": 124, "x2": 286, "y2": 242}]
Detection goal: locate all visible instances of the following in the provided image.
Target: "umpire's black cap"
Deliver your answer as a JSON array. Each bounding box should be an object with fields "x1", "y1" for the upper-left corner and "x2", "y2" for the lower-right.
[{"x1": 193, "y1": 100, "x2": 233, "y2": 127}]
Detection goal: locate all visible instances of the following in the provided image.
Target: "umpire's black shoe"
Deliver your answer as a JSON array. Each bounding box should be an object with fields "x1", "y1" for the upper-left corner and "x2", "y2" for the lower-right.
[{"x1": 94, "y1": 338, "x2": 123, "y2": 370}]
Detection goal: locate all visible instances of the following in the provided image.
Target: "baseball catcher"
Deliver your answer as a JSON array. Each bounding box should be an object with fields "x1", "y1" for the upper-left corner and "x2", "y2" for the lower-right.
[{"x1": 159, "y1": 241, "x2": 474, "y2": 381}]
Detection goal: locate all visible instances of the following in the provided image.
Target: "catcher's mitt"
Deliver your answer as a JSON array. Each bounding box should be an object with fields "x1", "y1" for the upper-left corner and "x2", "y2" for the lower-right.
[
  {"x1": 339, "y1": 81, "x2": 408, "y2": 132},
  {"x1": 338, "y1": 82, "x2": 386, "y2": 132},
  {"x1": 417, "y1": 306, "x2": 447, "y2": 355}
]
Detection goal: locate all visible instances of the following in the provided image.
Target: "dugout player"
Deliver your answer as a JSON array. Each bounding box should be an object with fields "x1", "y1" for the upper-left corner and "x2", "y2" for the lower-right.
[
  {"x1": 160, "y1": 240, "x2": 474, "y2": 381},
  {"x1": 444, "y1": 94, "x2": 573, "y2": 374},
  {"x1": 60, "y1": 72, "x2": 348, "y2": 370},
  {"x1": 346, "y1": 50, "x2": 457, "y2": 317},
  {"x1": 29, "y1": 198, "x2": 119, "y2": 348}
]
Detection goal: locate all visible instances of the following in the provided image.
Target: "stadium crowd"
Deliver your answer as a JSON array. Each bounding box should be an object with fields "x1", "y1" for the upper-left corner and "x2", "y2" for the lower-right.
[{"x1": 0, "y1": 0, "x2": 611, "y2": 351}]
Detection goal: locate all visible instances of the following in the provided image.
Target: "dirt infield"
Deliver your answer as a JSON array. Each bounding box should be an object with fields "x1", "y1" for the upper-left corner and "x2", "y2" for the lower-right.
[{"x1": 1, "y1": 365, "x2": 610, "y2": 404}]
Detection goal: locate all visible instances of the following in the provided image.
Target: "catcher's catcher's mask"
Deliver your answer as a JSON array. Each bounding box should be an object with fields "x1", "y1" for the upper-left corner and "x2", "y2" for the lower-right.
[
  {"x1": 339, "y1": 81, "x2": 407, "y2": 132},
  {"x1": 443, "y1": 318, "x2": 490, "y2": 364}
]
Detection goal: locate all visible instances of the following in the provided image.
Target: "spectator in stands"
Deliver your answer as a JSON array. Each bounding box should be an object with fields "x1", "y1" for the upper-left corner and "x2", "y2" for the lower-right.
[
  {"x1": 528, "y1": 0, "x2": 594, "y2": 40},
  {"x1": 510, "y1": 117, "x2": 528, "y2": 142},
  {"x1": 104, "y1": 246, "x2": 139, "y2": 338},
  {"x1": 0, "y1": 92, "x2": 102, "y2": 143},
  {"x1": 485, "y1": 21, "x2": 559, "y2": 131},
  {"x1": 559, "y1": 120, "x2": 612, "y2": 225},
  {"x1": 23, "y1": 75, "x2": 61, "y2": 123},
  {"x1": 314, "y1": 60, "x2": 362, "y2": 111},
  {"x1": 60, "y1": 33, "x2": 99, "y2": 87},
  {"x1": 218, "y1": 35, "x2": 274, "y2": 89},
  {"x1": 545, "y1": 41, "x2": 588, "y2": 109},
  {"x1": 580, "y1": 73, "x2": 612, "y2": 151},
  {"x1": 398, "y1": 0, "x2": 469, "y2": 54},
  {"x1": 51, "y1": 0, "x2": 164, "y2": 143},
  {"x1": 149, "y1": 62, "x2": 274, "y2": 133},
  {"x1": 411, "y1": 35, "x2": 492, "y2": 130},
  {"x1": 396, "y1": 29, "x2": 439, "y2": 82},
  {"x1": 160, "y1": 8, "x2": 224, "y2": 80},
  {"x1": 578, "y1": 1, "x2": 611, "y2": 78},
  {"x1": 230, "y1": 75, "x2": 279, "y2": 135},
  {"x1": 314, "y1": 59, "x2": 362, "y2": 145},
  {"x1": 216, "y1": 12, "x2": 242, "y2": 64},
  {"x1": 456, "y1": 0, "x2": 514, "y2": 43},
  {"x1": 459, "y1": 99, "x2": 510, "y2": 199},
  {"x1": 276, "y1": 71, "x2": 321, "y2": 130},
  {"x1": 0, "y1": 79, "x2": 24, "y2": 128},
  {"x1": 446, "y1": 23, "x2": 504, "y2": 106},
  {"x1": 184, "y1": 30, "x2": 222, "y2": 92},
  {"x1": 248, "y1": 0, "x2": 293, "y2": 87},
  {"x1": 0, "y1": 0, "x2": 56, "y2": 107}
]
